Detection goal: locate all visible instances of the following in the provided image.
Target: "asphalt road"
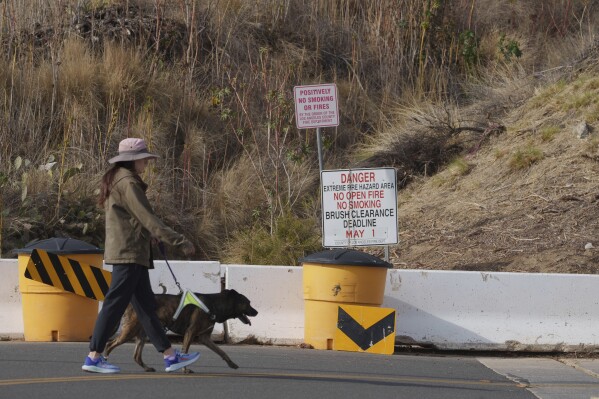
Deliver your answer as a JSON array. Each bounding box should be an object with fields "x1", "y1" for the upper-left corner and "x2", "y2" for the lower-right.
[{"x1": 0, "y1": 342, "x2": 598, "y2": 399}]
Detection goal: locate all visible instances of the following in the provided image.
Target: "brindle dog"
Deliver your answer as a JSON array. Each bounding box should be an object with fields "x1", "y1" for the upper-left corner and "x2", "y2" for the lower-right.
[{"x1": 104, "y1": 289, "x2": 258, "y2": 372}]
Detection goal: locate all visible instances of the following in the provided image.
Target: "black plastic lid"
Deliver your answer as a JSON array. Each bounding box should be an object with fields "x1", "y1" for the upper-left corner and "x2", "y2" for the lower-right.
[
  {"x1": 12, "y1": 237, "x2": 103, "y2": 255},
  {"x1": 300, "y1": 248, "x2": 392, "y2": 268}
]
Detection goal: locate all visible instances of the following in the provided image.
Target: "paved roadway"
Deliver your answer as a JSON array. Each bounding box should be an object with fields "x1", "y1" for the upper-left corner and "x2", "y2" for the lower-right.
[{"x1": 0, "y1": 342, "x2": 598, "y2": 399}]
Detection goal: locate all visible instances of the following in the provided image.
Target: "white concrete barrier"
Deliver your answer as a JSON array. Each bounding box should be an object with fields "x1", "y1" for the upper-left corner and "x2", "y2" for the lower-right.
[
  {"x1": 224, "y1": 265, "x2": 304, "y2": 345},
  {"x1": 3, "y1": 257, "x2": 599, "y2": 352},
  {"x1": 103, "y1": 260, "x2": 222, "y2": 295},
  {"x1": 2, "y1": 259, "x2": 222, "y2": 340},
  {"x1": 222, "y1": 266, "x2": 599, "y2": 351},
  {"x1": 383, "y1": 269, "x2": 599, "y2": 351},
  {"x1": 0, "y1": 259, "x2": 23, "y2": 339}
]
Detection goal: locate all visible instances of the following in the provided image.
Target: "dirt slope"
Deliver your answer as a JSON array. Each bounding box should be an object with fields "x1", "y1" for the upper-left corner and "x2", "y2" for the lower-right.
[{"x1": 389, "y1": 72, "x2": 599, "y2": 274}]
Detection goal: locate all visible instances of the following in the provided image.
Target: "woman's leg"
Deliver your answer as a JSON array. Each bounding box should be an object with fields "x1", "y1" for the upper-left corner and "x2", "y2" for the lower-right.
[
  {"x1": 129, "y1": 266, "x2": 172, "y2": 353},
  {"x1": 89, "y1": 264, "x2": 140, "y2": 353}
]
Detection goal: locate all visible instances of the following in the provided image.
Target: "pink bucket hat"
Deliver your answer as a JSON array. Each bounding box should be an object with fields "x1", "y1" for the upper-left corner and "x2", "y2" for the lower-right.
[{"x1": 108, "y1": 138, "x2": 159, "y2": 164}]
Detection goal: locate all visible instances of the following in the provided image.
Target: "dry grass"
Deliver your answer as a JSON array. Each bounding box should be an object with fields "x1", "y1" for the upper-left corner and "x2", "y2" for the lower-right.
[
  {"x1": 1, "y1": 0, "x2": 599, "y2": 265},
  {"x1": 394, "y1": 59, "x2": 599, "y2": 273}
]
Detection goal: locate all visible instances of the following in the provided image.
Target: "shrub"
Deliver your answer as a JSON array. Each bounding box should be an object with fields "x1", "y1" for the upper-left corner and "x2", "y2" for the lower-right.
[
  {"x1": 223, "y1": 212, "x2": 322, "y2": 266},
  {"x1": 509, "y1": 147, "x2": 544, "y2": 170},
  {"x1": 459, "y1": 30, "x2": 479, "y2": 67},
  {"x1": 540, "y1": 126, "x2": 560, "y2": 142},
  {"x1": 498, "y1": 34, "x2": 522, "y2": 61},
  {"x1": 448, "y1": 157, "x2": 473, "y2": 176},
  {"x1": 432, "y1": 157, "x2": 473, "y2": 187}
]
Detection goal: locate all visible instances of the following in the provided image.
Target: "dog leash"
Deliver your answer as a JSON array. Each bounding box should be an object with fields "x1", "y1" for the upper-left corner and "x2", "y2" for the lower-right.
[
  {"x1": 157, "y1": 241, "x2": 215, "y2": 321},
  {"x1": 158, "y1": 241, "x2": 184, "y2": 295}
]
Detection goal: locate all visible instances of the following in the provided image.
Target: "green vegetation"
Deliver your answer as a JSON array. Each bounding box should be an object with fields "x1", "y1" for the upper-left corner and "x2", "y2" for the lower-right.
[
  {"x1": 540, "y1": 126, "x2": 560, "y2": 142},
  {"x1": 509, "y1": 147, "x2": 544, "y2": 170},
  {"x1": 223, "y1": 212, "x2": 322, "y2": 266},
  {"x1": 432, "y1": 157, "x2": 473, "y2": 187},
  {"x1": 498, "y1": 34, "x2": 522, "y2": 61}
]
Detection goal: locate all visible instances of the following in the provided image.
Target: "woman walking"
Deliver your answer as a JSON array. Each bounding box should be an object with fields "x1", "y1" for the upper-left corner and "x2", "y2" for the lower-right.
[{"x1": 82, "y1": 138, "x2": 199, "y2": 373}]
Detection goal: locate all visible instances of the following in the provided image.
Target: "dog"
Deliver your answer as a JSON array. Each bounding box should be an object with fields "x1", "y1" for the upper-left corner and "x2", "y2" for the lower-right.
[{"x1": 104, "y1": 289, "x2": 258, "y2": 372}]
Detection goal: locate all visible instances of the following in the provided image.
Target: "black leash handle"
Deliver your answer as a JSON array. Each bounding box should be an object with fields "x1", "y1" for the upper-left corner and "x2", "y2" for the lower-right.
[{"x1": 158, "y1": 241, "x2": 183, "y2": 295}]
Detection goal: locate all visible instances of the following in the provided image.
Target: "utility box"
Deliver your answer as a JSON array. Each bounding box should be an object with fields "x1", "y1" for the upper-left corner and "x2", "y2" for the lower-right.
[
  {"x1": 14, "y1": 238, "x2": 103, "y2": 342},
  {"x1": 300, "y1": 249, "x2": 391, "y2": 350}
]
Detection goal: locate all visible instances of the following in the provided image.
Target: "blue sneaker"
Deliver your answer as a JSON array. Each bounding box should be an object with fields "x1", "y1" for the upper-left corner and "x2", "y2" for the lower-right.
[
  {"x1": 164, "y1": 350, "x2": 200, "y2": 372},
  {"x1": 82, "y1": 356, "x2": 120, "y2": 374}
]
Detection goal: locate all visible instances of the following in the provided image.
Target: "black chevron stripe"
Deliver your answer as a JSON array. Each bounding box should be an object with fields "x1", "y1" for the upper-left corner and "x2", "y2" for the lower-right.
[
  {"x1": 90, "y1": 263, "x2": 110, "y2": 297},
  {"x1": 30, "y1": 250, "x2": 53, "y2": 287},
  {"x1": 24, "y1": 249, "x2": 112, "y2": 301},
  {"x1": 337, "y1": 307, "x2": 395, "y2": 351},
  {"x1": 46, "y1": 251, "x2": 75, "y2": 293},
  {"x1": 67, "y1": 257, "x2": 96, "y2": 299}
]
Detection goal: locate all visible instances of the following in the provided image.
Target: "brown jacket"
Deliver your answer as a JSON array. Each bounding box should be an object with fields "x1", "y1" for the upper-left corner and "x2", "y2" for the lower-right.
[{"x1": 103, "y1": 168, "x2": 190, "y2": 268}]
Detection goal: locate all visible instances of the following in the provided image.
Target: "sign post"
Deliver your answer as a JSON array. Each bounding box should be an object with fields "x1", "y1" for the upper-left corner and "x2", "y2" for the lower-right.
[
  {"x1": 294, "y1": 85, "x2": 397, "y2": 259},
  {"x1": 293, "y1": 83, "x2": 339, "y2": 174},
  {"x1": 321, "y1": 168, "x2": 398, "y2": 249}
]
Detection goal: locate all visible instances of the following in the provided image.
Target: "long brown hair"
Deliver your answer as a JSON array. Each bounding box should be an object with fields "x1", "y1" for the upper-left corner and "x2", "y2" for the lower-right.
[{"x1": 98, "y1": 161, "x2": 137, "y2": 207}]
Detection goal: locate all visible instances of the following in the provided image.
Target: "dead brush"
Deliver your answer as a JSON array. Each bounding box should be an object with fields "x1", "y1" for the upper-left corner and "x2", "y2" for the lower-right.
[{"x1": 1, "y1": 0, "x2": 598, "y2": 260}]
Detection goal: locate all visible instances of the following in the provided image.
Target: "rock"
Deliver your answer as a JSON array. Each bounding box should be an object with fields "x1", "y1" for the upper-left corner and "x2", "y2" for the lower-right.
[
  {"x1": 575, "y1": 121, "x2": 591, "y2": 139},
  {"x1": 585, "y1": 242, "x2": 594, "y2": 250}
]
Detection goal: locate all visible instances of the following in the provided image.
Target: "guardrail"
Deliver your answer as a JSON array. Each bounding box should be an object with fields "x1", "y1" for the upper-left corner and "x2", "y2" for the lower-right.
[{"x1": 2, "y1": 259, "x2": 599, "y2": 351}]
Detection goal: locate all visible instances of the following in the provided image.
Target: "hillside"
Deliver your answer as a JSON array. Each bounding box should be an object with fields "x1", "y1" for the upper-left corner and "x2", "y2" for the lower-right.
[
  {"x1": 1, "y1": 1, "x2": 599, "y2": 273},
  {"x1": 394, "y1": 71, "x2": 599, "y2": 274}
]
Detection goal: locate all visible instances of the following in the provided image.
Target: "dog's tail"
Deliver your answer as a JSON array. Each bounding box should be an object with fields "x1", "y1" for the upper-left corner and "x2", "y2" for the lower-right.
[{"x1": 159, "y1": 283, "x2": 167, "y2": 294}]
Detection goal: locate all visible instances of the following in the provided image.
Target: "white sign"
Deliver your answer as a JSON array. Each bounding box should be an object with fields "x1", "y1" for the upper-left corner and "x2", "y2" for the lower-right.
[
  {"x1": 321, "y1": 168, "x2": 398, "y2": 247},
  {"x1": 293, "y1": 84, "x2": 339, "y2": 129}
]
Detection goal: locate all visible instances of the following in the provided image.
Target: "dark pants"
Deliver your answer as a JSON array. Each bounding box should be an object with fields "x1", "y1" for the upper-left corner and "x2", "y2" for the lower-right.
[{"x1": 89, "y1": 264, "x2": 171, "y2": 353}]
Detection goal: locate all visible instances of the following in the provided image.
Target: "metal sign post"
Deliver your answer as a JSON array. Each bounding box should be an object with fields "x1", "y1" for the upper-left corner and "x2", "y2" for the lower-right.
[
  {"x1": 293, "y1": 84, "x2": 339, "y2": 175},
  {"x1": 316, "y1": 127, "x2": 323, "y2": 173},
  {"x1": 294, "y1": 84, "x2": 397, "y2": 260}
]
